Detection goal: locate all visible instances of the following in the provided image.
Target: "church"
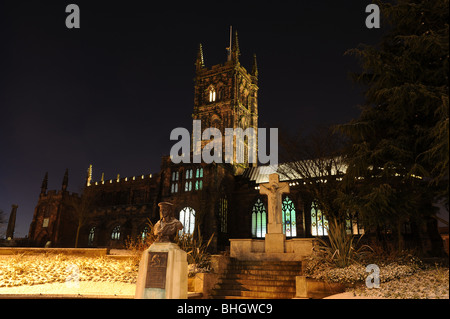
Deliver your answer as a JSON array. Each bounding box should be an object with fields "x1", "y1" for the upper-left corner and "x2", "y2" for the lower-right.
[{"x1": 28, "y1": 32, "x2": 425, "y2": 254}]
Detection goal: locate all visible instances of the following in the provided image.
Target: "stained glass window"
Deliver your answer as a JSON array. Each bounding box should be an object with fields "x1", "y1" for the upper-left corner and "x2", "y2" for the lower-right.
[
  {"x1": 251, "y1": 198, "x2": 267, "y2": 238},
  {"x1": 310, "y1": 203, "x2": 328, "y2": 236},
  {"x1": 282, "y1": 196, "x2": 297, "y2": 237},
  {"x1": 179, "y1": 207, "x2": 195, "y2": 236},
  {"x1": 111, "y1": 225, "x2": 121, "y2": 240}
]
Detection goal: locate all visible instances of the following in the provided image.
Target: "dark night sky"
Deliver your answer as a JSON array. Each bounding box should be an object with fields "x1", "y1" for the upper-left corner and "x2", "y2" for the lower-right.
[{"x1": 0, "y1": 1, "x2": 383, "y2": 238}]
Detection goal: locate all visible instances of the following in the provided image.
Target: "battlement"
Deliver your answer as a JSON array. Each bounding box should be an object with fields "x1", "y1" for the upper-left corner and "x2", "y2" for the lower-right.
[
  {"x1": 88, "y1": 173, "x2": 154, "y2": 187},
  {"x1": 197, "y1": 60, "x2": 252, "y2": 80}
]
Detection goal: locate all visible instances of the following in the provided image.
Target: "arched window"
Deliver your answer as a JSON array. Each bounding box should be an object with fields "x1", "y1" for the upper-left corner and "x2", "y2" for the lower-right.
[
  {"x1": 179, "y1": 207, "x2": 196, "y2": 235},
  {"x1": 282, "y1": 196, "x2": 297, "y2": 237},
  {"x1": 171, "y1": 171, "x2": 179, "y2": 193},
  {"x1": 185, "y1": 169, "x2": 193, "y2": 192},
  {"x1": 88, "y1": 226, "x2": 95, "y2": 246},
  {"x1": 209, "y1": 88, "x2": 216, "y2": 102},
  {"x1": 111, "y1": 225, "x2": 121, "y2": 240},
  {"x1": 251, "y1": 198, "x2": 267, "y2": 238},
  {"x1": 311, "y1": 202, "x2": 328, "y2": 236},
  {"x1": 195, "y1": 167, "x2": 203, "y2": 190}
]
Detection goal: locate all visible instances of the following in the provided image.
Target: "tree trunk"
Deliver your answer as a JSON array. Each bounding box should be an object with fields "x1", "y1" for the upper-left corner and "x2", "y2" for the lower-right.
[{"x1": 74, "y1": 224, "x2": 81, "y2": 248}]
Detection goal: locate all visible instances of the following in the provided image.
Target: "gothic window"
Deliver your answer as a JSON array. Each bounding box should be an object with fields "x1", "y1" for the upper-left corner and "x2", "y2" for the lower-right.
[
  {"x1": 311, "y1": 203, "x2": 328, "y2": 236},
  {"x1": 251, "y1": 198, "x2": 267, "y2": 238},
  {"x1": 88, "y1": 227, "x2": 95, "y2": 246},
  {"x1": 111, "y1": 225, "x2": 121, "y2": 240},
  {"x1": 184, "y1": 169, "x2": 193, "y2": 192},
  {"x1": 209, "y1": 87, "x2": 216, "y2": 102},
  {"x1": 171, "y1": 171, "x2": 179, "y2": 194},
  {"x1": 194, "y1": 168, "x2": 203, "y2": 190},
  {"x1": 282, "y1": 196, "x2": 297, "y2": 237},
  {"x1": 345, "y1": 212, "x2": 365, "y2": 235},
  {"x1": 218, "y1": 195, "x2": 228, "y2": 233},
  {"x1": 179, "y1": 207, "x2": 195, "y2": 236}
]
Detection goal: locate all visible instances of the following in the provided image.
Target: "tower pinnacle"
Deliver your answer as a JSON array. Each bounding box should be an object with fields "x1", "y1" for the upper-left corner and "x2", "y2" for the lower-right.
[
  {"x1": 231, "y1": 31, "x2": 240, "y2": 62},
  {"x1": 40, "y1": 172, "x2": 48, "y2": 195},
  {"x1": 195, "y1": 43, "x2": 205, "y2": 71},
  {"x1": 252, "y1": 54, "x2": 258, "y2": 78},
  {"x1": 62, "y1": 168, "x2": 69, "y2": 191}
]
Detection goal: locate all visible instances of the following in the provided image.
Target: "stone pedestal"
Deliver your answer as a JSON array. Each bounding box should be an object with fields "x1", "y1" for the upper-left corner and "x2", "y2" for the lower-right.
[
  {"x1": 265, "y1": 233, "x2": 285, "y2": 253},
  {"x1": 135, "y1": 242, "x2": 188, "y2": 299}
]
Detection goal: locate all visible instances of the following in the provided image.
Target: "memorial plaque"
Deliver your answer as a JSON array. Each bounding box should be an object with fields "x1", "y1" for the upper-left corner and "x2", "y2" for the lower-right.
[{"x1": 145, "y1": 252, "x2": 168, "y2": 289}]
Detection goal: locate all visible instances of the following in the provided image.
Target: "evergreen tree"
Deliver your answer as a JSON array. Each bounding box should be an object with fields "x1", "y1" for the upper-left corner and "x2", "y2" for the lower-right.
[{"x1": 338, "y1": 0, "x2": 448, "y2": 254}]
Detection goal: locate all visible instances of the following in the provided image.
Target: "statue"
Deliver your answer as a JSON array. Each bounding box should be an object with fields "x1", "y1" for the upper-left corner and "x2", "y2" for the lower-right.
[
  {"x1": 259, "y1": 173, "x2": 290, "y2": 234},
  {"x1": 154, "y1": 202, "x2": 183, "y2": 243}
]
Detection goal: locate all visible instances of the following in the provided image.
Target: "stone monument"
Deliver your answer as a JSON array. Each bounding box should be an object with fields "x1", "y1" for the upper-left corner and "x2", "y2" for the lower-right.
[
  {"x1": 259, "y1": 173, "x2": 289, "y2": 253},
  {"x1": 135, "y1": 202, "x2": 188, "y2": 299},
  {"x1": 229, "y1": 172, "x2": 314, "y2": 261}
]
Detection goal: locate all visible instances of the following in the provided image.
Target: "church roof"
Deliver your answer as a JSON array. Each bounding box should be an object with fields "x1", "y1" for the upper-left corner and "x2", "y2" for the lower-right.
[{"x1": 242, "y1": 158, "x2": 347, "y2": 184}]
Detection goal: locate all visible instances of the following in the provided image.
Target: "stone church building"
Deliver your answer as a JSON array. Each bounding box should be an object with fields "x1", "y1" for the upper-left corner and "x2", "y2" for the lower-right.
[{"x1": 27, "y1": 33, "x2": 441, "y2": 254}]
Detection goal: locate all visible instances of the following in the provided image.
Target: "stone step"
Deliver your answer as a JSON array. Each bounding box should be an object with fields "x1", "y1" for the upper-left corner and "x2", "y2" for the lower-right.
[
  {"x1": 210, "y1": 259, "x2": 302, "y2": 299},
  {"x1": 215, "y1": 283, "x2": 296, "y2": 293},
  {"x1": 230, "y1": 260, "x2": 302, "y2": 267},
  {"x1": 223, "y1": 269, "x2": 301, "y2": 276},
  {"x1": 211, "y1": 289, "x2": 295, "y2": 299},
  {"x1": 217, "y1": 278, "x2": 296, "y2": 288},
  {"x1": 220, "y1": 273, "x2": 299, "y2": 282},
  {"x1": 227, "y1": 264, "x2": 302, "y2": 271}
]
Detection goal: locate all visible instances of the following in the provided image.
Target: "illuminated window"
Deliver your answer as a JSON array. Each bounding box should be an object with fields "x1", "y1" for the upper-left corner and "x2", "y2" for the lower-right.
[
  {"x1": 311, "y1": 203, "x2": 328, "y2": 236},
  {"x1": 88, "y1": 227, "x2": 95, "y2": 246},
  {"x1": 111, "y1": 225, "x2": 121, "y2": 240},
  {"x1": 185, "y1": 169, "x2": 193, "y2": 192},
  {"x1": 282, "y1": 196, "x2": 297, "y2": 237},
  {"x1": 194, "y1": 168, "x2": 203, "y2": 190},
  {"x1": 171, "y1": 171, "x2": 179, "y2": 193},
  {"x1": 345, "y1": 212, "x2": 364, "y2": 235},
  {"x1": 251, "y1": 198, "x2": 267, "y2": 238},
  {"x1": 179, "y1": 207, "x2": 195, "y2": 235},
  {"x1": 209, "y1": 88, "x2": 216, "y2": 102}
]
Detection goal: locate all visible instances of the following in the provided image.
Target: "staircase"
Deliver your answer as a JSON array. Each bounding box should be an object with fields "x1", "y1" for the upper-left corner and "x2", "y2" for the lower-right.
[{"x1": 211, "y1": 259, "x2": 302, "y2": 299}]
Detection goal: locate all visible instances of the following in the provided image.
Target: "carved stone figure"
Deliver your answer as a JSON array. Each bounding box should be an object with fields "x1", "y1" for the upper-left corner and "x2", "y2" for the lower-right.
[
  {"x1": 154, "y1": 202, "x2": 183, "y2": 243},
  {"x1": 259, "y1": 173, "x2": 290, "y2": 234}
]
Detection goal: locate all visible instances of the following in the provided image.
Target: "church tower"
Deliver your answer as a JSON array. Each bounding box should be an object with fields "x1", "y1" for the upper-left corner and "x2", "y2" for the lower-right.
[{"x1": 192, "y1": 29, "x2": 259, "y2": 173}]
